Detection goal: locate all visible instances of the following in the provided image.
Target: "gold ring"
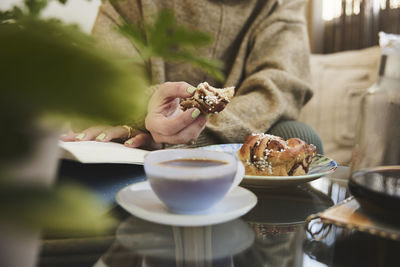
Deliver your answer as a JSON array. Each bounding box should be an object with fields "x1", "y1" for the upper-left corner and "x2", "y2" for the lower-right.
[{"x1": 122, "y1": 125, "x2": 134, "y2": 139}]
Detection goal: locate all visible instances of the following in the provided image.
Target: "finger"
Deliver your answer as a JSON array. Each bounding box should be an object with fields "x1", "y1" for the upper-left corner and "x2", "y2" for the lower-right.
[
  {"x1": 156, "y1": 81, "x2": 196, "y2": 100},
  {"x1": 74, "y1": 126, "x2": 107, "y2": 141},
  {"x1": 60, "y1": 132, "x2": 78, "y2": 142},
  {"x1": 124, "y1": 133, "x2": 162, "y2": 150},
  {"x1": 146, "y1": 108, "x2": 202, "y2": 136},
  {"x1": 152, "y1": 115, "x2": 207, "y2": 144},
  {"x1": 95, "y1": 126, "x2": 140, "y2": 142},
  {"x1": 124, "y1": 134, "x2": 147, "y2": 148}
]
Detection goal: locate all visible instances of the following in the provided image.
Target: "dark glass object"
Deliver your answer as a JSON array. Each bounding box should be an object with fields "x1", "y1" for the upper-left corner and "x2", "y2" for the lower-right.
[{"x1": 350, "y1": 33, "x2": 400, "y2": 219}]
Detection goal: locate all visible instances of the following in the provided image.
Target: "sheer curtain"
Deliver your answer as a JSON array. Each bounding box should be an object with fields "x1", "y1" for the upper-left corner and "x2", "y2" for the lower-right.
[{"x1": 323, "y1": 0, "x2": 400, "y2": 53}]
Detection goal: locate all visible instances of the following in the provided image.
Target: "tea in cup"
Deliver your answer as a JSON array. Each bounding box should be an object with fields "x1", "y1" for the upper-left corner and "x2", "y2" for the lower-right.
[{"x1": 144, "y1": 149, "x2": 244, "y2": 213}]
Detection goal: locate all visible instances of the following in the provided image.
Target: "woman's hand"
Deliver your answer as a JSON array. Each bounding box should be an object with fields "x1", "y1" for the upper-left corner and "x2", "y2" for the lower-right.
[
  {"x1": 61, "y1": 125, "x2": 162, "y2": 150},
  {"x1": 145, "y1": 82, "x2": 207, "y2": 145},
  {"x1": 61, "y1": 81, "x2": 206, "y2": 148}
]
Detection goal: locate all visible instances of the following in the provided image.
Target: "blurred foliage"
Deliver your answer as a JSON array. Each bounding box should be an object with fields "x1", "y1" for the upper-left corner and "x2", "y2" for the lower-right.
[
  {"x1": 0, "y1": 18, "x2": 148, "y2": 163},
  {"x1": 118, "y1": 9, "x2": 225, "y2": 82},
  {"x1": 0, "y1": 180, "x2": 115, "y2": 235},
  {"x1": 0, "y1": 0, "x2": 224, "y2": 164},
  {"x1": 0, "y1": 0, "x2": 69, "y2": 20},
  {"x1": 0, "y1": 0, "x2": 147, "y2": 234},
  {"x1": 0, "y1": 0, "x2": 223, "y2": 235}
]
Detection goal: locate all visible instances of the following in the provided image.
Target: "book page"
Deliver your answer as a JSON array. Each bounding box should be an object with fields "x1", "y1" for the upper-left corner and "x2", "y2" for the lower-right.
[{"x1": 59, "y1": 141, "x2": 149, "y2": 165}]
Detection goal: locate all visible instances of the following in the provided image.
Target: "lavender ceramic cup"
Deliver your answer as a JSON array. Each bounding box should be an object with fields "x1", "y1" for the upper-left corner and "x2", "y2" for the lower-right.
[{"x1": 144, "y1": 149, "x2": 244, "y2": 214}]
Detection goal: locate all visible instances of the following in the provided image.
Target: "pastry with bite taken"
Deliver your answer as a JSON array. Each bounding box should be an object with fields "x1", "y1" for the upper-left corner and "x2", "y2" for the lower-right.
[
  {"x1": 180, "y1": 82, "x2": 235, "y2": 114},
  {"x1": 238, "y1": 133, "x2": 317, "y2": 176}
]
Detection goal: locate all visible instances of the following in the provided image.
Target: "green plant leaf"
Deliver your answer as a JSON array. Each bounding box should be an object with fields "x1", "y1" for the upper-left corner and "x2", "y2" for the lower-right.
[
  {"x1": 0, "y1": 18, "x2": 149, "y2": 163},
  {"x1": 0, "y1": 180, "x2": 115, "y2": 235},
  {"x1": 118, "y1": 22, "x2": 150, "y2": 59},
  {"x1": 0, "y1": 18, "x2": 148, "y2": 122},
  {"x1": 118, "y1": 9, "x2": 225, "y2": 82},
  {"x1": 24, "y1": 0, "x2": 49, "y2": 17},
  {"x1": 0, "y1": 6, "x2": 25, "y2": 22}
]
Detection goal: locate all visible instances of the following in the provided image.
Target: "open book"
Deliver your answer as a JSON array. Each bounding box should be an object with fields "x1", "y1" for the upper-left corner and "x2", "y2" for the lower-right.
[{"x1": 59, "y1": 141, "x2": 149, "y2": 165}]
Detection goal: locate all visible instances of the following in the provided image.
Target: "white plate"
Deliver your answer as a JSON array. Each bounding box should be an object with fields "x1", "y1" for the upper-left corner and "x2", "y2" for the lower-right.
[
  {"x1": 116, "y1": 181, "x2": 257, "y2": 226},
  {"x1": 197, "y1": 144, "x2": 338, "y2": 187}
]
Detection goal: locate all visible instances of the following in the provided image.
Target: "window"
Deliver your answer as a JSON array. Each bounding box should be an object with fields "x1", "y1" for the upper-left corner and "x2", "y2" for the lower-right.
[{"x1": 323, "y1": 0, "x2": 400, "y2": 21}]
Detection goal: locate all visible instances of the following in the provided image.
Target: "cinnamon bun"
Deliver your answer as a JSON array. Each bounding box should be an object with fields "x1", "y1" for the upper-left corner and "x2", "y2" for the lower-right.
[{"x1": 238, "y1": 133, "x2": 317, "y2": 176}]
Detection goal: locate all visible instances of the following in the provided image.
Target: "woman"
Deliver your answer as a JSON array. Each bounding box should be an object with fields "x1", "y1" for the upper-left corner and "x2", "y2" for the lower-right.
[{"x1": 63, "y1": 0, "x2": 323, "y2": 153}]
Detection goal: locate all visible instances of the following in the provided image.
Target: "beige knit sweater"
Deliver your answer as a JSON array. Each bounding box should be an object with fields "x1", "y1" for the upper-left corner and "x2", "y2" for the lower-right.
[{"x1": 92, "y1": 0, "x2": 313, "y2": 147}]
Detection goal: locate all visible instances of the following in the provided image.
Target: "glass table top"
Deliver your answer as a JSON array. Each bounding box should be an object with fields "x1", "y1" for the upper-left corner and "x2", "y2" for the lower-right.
[{"x1": 39, "y1": 164, "x2": 400, "y2": 267}]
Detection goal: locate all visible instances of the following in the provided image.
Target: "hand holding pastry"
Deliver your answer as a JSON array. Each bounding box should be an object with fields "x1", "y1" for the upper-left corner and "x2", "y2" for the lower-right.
[
  {"x1": 145, "y1": 82, "x2": 207, "y2": 145},
  {"x1": 62, "y1": 82, "x2": 230, "y2": 148}
]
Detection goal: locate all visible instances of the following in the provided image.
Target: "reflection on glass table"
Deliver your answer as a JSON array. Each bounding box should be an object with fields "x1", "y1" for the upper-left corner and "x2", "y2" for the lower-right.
[
  {"x1": 96, "y1": 217, "x2": 254, "y2": 267},
  {"x1": 233, "y1": 178, "x2": 338, "y2": 267},
  {"x1": 38, "y1": 166, "x2": 400, "y2": 267}
]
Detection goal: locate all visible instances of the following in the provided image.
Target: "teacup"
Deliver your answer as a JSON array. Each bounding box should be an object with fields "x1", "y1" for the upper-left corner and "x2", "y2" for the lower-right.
[{"x1": 144, "y1": 149, "x2": 244, "y2": 213}]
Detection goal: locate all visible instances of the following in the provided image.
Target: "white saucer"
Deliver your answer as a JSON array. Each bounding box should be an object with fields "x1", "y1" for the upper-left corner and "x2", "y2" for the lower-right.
[{"x1": 116, "y1": 181, "x2": 257, "y2": 227}]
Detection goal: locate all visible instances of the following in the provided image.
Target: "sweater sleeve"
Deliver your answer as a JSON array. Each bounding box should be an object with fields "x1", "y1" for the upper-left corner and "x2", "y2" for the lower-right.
[{"x1": 202, "y1": 0, "x2": 313, "y2": 144}]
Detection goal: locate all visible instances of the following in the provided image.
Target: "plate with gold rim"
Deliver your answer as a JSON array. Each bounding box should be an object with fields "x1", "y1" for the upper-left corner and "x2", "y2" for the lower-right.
[{"x1": 197, "y1": 144, "x2": 337, "y2": 187}]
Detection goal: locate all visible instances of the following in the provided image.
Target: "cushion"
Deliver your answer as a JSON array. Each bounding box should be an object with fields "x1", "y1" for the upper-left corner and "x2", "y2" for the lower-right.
[{"x1": 299, "y1": 46, "x2": 381, "y2": 165}]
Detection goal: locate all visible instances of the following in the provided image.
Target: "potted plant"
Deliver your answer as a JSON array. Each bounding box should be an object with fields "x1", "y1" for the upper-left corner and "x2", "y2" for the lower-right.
[{"x1": 0, "y1": 1, "x2": 223, "y2": 266}]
